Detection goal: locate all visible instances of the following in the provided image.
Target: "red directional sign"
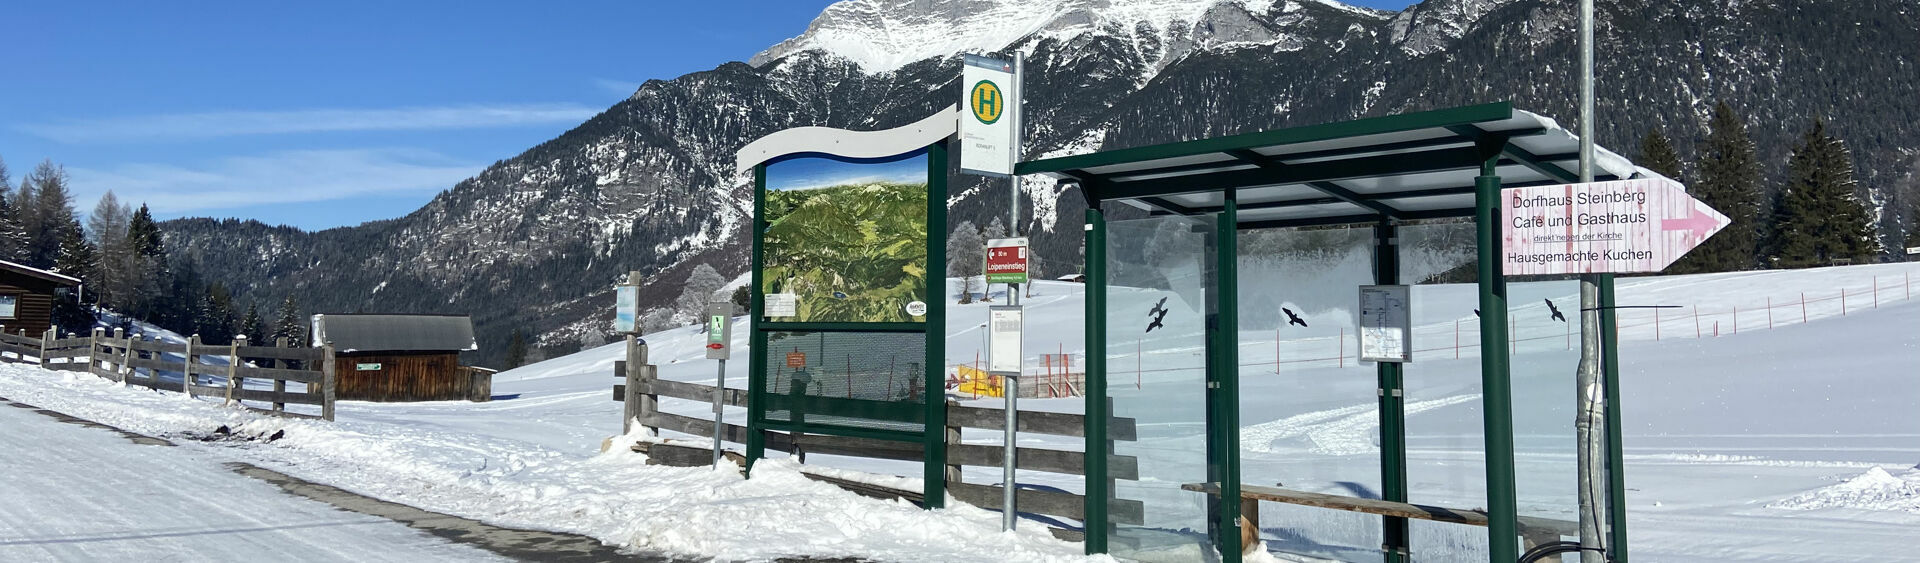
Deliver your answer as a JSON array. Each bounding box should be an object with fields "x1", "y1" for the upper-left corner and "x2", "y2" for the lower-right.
[
  {"x1": 984, "y1": 237, "x2": 1029, "y2": 284},
  {"x1": 1502, "y1": 178, "x2": 1730, "y2": 275}
]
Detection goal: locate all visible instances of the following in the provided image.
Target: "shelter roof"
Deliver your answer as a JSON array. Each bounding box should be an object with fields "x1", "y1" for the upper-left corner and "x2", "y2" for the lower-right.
[{"x1": 1016, "y1": 102, "x2": 1666, "y2": 228}]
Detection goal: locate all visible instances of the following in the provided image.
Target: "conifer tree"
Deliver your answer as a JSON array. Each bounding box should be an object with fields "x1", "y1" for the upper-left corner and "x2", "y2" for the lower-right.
[
  {"x1": 504, "y1": 329, "x2": 529, "y2": 369},
  {"x1": 125, "y1": 204, "x2": 169, "y2": 322},
  {"x1": 25, "y1": 161, "x2": 79, "y2": 269},
  {"x1": 239, "y1": 303, "x2": 264, "y2": 342},
  {"x1": 53, "y1": 218, "x2": 97, "y2": 286},
  {"x1": 0, "y1": 157, "x2": 16, "y2": 263},
  {"x1": 50, "y1": 219, "x2": 99, "y2": 331},
  {"x1": 1637, "y1": 128, "x2": 1684, "y2": 183},
  {"x1": 1674, "y1": 102, "x2": 1763, "y2": 273},
  {"x1": 272, "y1": 295, "x2": 306, "y2": 345},
  {"x1": 197, "y1": 283, "x2": 236, "y2": 345},
  {"x1": 0, "y1": 191, "x2": 27, "y2": 263},
  {"x1": 1771, "y1": 119, "x2": 1877, "y2": 267}
]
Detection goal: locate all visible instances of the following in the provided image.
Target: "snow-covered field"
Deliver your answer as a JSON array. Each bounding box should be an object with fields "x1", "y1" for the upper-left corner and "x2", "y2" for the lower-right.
[{"x1": 3, "y1": 262, "x2": 1918, "y2": 561}]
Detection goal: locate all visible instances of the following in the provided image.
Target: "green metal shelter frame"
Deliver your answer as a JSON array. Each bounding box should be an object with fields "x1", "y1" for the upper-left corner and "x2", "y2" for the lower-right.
[
  {"x1": 1017, "y1": 102, "x2": 1640, "y2": 563},
  {"x1": 736, "y1": 109, "x2": 960, "y2": 507}
]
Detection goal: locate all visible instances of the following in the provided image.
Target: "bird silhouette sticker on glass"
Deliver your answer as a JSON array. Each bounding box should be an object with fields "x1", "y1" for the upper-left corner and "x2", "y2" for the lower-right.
[{"x1": 1146, "y1": 296, "x2": 1169, "y2": 333}]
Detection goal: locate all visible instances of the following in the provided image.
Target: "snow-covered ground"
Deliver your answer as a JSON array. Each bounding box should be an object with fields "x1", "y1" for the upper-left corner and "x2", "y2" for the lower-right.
[
  {"x1": 0, "y1": 401, "x2": 506, "y2": 562},
  {"x1": 3, "y1": 262, "x2": 1917, "y2": 561}
]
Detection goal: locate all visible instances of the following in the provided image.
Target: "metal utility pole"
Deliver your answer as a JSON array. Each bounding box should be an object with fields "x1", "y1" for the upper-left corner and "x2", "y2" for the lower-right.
[
  {"x1": 1001, "y1": 54, "x2": 1024, "y2": 533},
  {"x1": 1576, "y1": 0, "x2": 1608, "y2": 561}
]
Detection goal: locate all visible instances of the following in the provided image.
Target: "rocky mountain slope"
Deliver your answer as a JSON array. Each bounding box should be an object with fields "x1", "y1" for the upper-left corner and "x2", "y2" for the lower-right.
[{"x1": 163, "y1": 0, "x2": 1920, "y2": 366}]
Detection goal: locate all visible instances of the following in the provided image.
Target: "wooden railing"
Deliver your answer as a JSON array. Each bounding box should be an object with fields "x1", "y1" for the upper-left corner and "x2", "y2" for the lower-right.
[
  {"x1": 614, "y1": 359, "x2": 1145, "y2": 532},
  {"x1": 0, "y1": 326, "x2": 338, "y2": 421}
]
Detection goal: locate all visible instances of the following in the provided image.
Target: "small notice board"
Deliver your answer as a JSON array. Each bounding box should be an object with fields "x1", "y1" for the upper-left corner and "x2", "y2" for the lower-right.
[
  {"x1": 987, "y1": 306, "x2": 1023, "y2": 375},
  {"x1": 1358, "y1": 285, "x2": 1411, "y2": 363}
]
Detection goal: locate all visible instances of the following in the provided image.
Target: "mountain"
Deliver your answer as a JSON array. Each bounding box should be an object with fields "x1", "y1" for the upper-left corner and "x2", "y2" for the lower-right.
[{"x1": 161, "y1": 0, "x2": 1920, "y2": 367}]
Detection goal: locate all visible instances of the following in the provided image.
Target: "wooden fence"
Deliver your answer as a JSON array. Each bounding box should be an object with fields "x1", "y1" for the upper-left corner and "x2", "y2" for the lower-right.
[
  {"x1": 0, "y1": 326, "x2": 338, "y2": 421},
  {"x1": 614, "y1": 360, "x2": 1143, "y2": 537}
]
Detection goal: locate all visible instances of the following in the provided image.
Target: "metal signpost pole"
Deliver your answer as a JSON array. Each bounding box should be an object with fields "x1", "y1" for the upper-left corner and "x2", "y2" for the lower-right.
[
  {"x1": 996, "y1": 54, "x2": 1025, "y2": 533},
  {"x1": 707, "y1": 302, "x2": 733, "y2": 467},
  {"x1": 1576, "y1": 0, "x2": 1608, "y2": 561}
]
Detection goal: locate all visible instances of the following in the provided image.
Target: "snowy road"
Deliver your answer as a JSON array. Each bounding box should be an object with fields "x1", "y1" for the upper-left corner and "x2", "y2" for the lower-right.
[{"x1": 0, "y1": 401, "x2": 505, "y2": 563}]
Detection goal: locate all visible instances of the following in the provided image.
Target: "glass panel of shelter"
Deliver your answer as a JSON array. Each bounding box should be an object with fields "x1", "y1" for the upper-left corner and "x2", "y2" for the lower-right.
[
  {"x1": 1236, "y1": 224, "x2": 1384, "y2": 561},
  {"x1": 1103, "y1": 206, "x2": 1218, "y2": 563},
  {"x1": 1399, "y1": 220, "x2": 1491, "y2": 561},
  {"x1": 1096, "y1": 205, "x2": 1580, "y2": 562}
]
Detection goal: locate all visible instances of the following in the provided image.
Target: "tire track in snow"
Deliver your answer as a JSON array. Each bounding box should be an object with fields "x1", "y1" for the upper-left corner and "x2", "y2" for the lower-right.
[{"x1": 1242, "y1": 394, "x2": 1481, "y2": 456}]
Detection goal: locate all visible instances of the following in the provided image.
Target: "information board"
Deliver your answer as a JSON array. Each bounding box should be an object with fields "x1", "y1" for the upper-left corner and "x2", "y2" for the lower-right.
[
  {"x1": 1358, "y1": 285, "x2": 1411, "y2": 363},
  {"x1": 988, "y1": 306, "x2": 1023, "y2": 375}
]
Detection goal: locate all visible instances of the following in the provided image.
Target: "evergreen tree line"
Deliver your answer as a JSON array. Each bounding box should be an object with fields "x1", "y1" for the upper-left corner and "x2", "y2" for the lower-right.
[
  {"x1": 0, "y1": 155, "x2": 309, "y2": 346},
  {"x1": 1646, "y1": 102, "x2": 1907, "y2": 273}
]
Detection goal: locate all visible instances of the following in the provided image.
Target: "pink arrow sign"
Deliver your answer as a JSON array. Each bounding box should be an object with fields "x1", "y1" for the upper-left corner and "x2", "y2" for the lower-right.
[{"x1": 1501, "y1": 178, "x2": 1730, "y2": 275}]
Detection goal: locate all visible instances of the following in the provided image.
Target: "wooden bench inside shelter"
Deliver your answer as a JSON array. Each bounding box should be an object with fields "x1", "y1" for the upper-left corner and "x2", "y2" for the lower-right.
[{"x1": 1183, "y1": 482, "x2": 1579, "y2": 553}]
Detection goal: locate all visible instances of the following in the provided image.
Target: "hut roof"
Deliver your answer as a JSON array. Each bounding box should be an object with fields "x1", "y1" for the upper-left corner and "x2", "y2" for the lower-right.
[{"x1": 311, "y1": 314, "x2": 477, "y2": 354}]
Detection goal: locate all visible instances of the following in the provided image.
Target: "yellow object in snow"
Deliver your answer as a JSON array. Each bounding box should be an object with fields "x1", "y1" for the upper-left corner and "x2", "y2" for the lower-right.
[{"x1": 954, "y1": 364, "x2": 1003, "y2": 398}]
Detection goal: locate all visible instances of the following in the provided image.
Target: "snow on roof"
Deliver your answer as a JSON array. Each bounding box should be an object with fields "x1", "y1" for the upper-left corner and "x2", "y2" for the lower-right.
[
  {"x1": 0, "y1": 259, "x2": 81, "y2": 286},
  {"x1": 311, "y1": 314, "x2": 479, "y2": 353}
]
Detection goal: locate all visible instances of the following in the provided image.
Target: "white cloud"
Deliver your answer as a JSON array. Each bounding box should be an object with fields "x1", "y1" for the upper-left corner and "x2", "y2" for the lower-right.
[
  {"x1": 66, "y1": 148, "x2": 481, "y2": 215},
  {"x1": 18, "y1": 104, "x2": 601, "y2": 143}
]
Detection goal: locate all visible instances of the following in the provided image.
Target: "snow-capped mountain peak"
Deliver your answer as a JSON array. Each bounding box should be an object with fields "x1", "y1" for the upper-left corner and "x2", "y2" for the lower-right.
[{"x1": 750, "y1": 0, "x2": 1391, "y2": 73}]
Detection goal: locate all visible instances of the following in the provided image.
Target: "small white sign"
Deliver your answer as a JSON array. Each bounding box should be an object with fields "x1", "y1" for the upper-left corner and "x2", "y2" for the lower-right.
[
  {"x1": 905, "y1": 300, "x2": 928, "y2": 317},
  {"x1": 959, "y1": 54, "x2": 1017, "y2": 176},
  {"x1": 1907, "y1": 246, "x2": 1920, "y2": 255},
  {"x1": 614, "y1": 285, "x2": 639, "y2": 333},
  {"x1": 1359, "y1": 285, "x2": 1411, "y2": 363},
  {"x1": 766, "y1": 293, "x2": 798, "y2": 318},
  {"x1": 987, "y1": 306, "x2": 1023, "y2": 375}
]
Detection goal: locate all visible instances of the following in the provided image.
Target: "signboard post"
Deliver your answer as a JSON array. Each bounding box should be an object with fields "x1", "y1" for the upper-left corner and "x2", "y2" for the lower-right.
[
  {"x1": 705, "y1": 302, "x2": 734, "y2": 467},
  {"x1": 988, "y1": 304, "x2": 1023, "y2": 530},
  {"x1": 1358, "y1": 285, "x2": 1411, "y2": 363},
  {"x1": 1501, "y1": 178, "x2": 1731, "y2": 275},
  {"x1": 985, "y1": 237, "x2": 1030, "y2": 285}
]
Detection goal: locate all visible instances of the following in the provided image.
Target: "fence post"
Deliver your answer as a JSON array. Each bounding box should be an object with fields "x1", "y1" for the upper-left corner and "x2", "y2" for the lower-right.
[
  {"x1": 1873, "y1": 276, "x2": 1878, "y2": 308},
  {"x1": 321, "y1": 344, "x2": 337, "y2": 421},
  {"x1": 184, "y1": 334, "x2": 199, "y2": 396},
  {"x1": 1654, "y1": 308, "x2": 1661, "y2": 340},
  {"x1": 1801, "y1": 292, "x2": 1807, "y2": 323},
  {"x1": 1732, "y1": 306, "x2": 1738, "y2": 335},
  {"x1": 1767, "y1": 297, "x2": 1773, "y2": 329},
  {"x1": 141, "y1": 335, "x2": 156, "y2": 390},
  {"x1": 1841, "y1": 288, "x2": 1847, "y2": 316},
  {"x1": 40, "y1": 326, "x2": 54, "y2": 369},
  {"x1": 225, "y1": 335, "x2": 245, "y2": 406},
  {"x1": 1693, "y1": 305, "x2": 1701, "y2": 338},
  {"x1": 274, "y1": 337, "x2": 289, "y2": 412},
  {"x1": 89, "y1": 328, "x2": 102, "y2": 379},
  {"x1": 622, "y1": 335, "x2": 648, "y2": 434},
  {"x1": 110, "y1": 328, "x2": 126, "y2": 383},
  {"x1": 944, "y1": 399, "x2": 963, "y2": 486}
]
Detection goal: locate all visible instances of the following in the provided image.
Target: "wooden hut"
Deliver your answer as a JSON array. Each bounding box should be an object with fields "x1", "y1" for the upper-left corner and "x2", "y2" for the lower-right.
[
  {"x1": 311, "y1": 313, "x2": 490, "y2": 402},
  {"x1": 0, "y1": 260, "x2": 81, "y2": 338}
]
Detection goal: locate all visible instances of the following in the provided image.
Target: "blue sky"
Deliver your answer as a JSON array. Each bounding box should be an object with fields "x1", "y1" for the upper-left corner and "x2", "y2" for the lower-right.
[
  {"x1": 1, "y1": 0, "x2": 1415, "y2": 231},
  {"x1": 769, "y1": 154, "x2": 930, "y2": 192}
]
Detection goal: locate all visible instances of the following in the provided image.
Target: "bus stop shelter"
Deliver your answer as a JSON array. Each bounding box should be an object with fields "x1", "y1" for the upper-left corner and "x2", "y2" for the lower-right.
[{"x1": 1017, "y1": 102, "x2": 1646, "y2": 563}]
